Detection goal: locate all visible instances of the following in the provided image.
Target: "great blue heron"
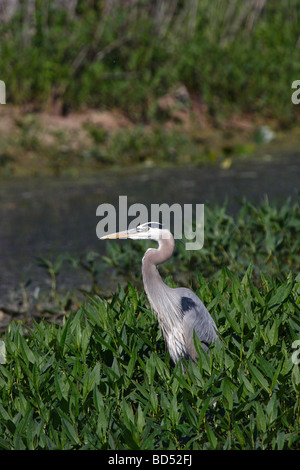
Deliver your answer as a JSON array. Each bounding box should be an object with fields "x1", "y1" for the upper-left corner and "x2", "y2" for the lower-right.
[{"x1": 101, "y1": 222, "x2": 218, "y2": 365}]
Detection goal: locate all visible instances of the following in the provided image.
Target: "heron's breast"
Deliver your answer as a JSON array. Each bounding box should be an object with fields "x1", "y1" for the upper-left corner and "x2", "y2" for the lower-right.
[{"x1": 166, "y1": 325, "x2": 188, "y2": 363}]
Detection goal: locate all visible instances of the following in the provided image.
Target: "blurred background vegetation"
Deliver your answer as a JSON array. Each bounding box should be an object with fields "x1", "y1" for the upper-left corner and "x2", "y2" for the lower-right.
[
  {"x1": 1, "y1": 0, "x2": 300, "y2": 176},
  {"x1": 1, "y1": 0, "x2": 300, "y2": 123}
]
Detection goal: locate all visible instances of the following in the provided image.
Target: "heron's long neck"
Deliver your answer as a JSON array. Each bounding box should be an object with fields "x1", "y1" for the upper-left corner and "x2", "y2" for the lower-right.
[{"x1": 142, "y1": 237, "x2": 174, "y2": 308}]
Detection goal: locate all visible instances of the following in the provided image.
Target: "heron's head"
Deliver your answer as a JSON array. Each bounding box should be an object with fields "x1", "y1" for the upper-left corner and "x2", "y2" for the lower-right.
[{"x1": 100, "y1": 221, "x2": 172, "y2": 241}]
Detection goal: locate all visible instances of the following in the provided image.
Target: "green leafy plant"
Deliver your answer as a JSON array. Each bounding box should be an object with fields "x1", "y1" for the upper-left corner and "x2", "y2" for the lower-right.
[
  {"x1": 1, "y1": 1, "x2": 299, "y2": 124},
  {"x1": 0, "y1": 268, "x2": 299, "y2": 449}
]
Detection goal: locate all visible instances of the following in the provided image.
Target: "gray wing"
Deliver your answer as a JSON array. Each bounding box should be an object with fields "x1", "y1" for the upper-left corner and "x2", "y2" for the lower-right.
[{"x1": 176, "y1": 287, "x2": 218, "y2": 361}]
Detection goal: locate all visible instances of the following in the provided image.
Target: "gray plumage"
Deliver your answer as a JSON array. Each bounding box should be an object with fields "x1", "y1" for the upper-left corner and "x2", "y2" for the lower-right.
[{"x1": 101, "y1": 222, "x2": 218, "y2": 365}]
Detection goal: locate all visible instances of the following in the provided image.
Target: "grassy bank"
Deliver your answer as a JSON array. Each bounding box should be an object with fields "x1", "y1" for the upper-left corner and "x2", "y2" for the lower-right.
[
  {"x1": 0, "y1": 198, "x2": 299, "y2": 449},
  {"x1": 1, "y1": 1, "x2": 300, "y2": 176},
  {"x1": 0, "y1": 103, "x2": 299, "y2": 177},
  {"x1": 0, "y1": 105, "x2": 258, "y2": 177},
  {"x1": 1, "y1": 1, "x2": 300, "y2": 124}
]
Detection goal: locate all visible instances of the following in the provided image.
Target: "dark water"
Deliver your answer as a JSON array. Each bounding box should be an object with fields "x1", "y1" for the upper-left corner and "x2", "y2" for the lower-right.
[{"x1": 0, "y1": 149, "x2": 299, "y2": 308}]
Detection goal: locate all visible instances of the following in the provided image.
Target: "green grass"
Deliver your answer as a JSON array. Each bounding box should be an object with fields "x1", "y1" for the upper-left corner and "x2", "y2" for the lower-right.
[{"x1": 0, "y1": 198, "x2": 300, "y2": 449}]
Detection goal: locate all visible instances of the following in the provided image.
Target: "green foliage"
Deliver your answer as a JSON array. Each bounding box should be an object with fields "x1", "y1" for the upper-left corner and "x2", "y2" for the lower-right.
[
  {"x1": 85, "y1": 126, "x2": 198, "y2": 166},
  {"x1": 0, "y1": 269, "x2": 299, "y2": 449},
  {"x1": 1, "y1": 1, "x2": 300, "y2": 123}
]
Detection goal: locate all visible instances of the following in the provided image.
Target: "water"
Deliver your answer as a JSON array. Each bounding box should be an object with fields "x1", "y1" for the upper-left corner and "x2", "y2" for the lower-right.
[{"x1": 0, "y1": 149, "x2": 299, "y2": 310}]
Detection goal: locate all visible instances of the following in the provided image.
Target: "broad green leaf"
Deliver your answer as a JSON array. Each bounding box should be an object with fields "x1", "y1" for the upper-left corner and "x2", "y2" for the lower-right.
[
  {"x1": 127, "y1": 348, "x2": 137, "y2": 379},
  {"x1": 256, "y1": 402, "x2": 266, "y2": 433},
  {"x1": 224, "y1": 307, "x2": 241, "y2": 334},
  {"x1": 274, "y1": 431, "x2": 286, "y2": 450},
  {"x1": 239, "y1": 371, "x2": 255, "y2": 394},
  {"x1": 221, "y1": 377, "x2": 233, "y2": 410},
  {"x1": 97, "y1": 404, "x2": 108, "y2": 439},
  {"x1": 121, "y1": 400, "x2": 135, "y2": 429},
  {"x1": 19, "y1": 335, "x2": 36, "y2": 364},
  {"x1": 218, "y1": 265, "x2": 227, "y2": 292},
  {"x1": 281, "y1": 356, "x2": 293, "y2": 376},
  {"x1": 170, "y1": 395, "x2": 179, "y2": 427},
  {"x1": 256, "y1": 355, "x2": 275, "y2": 380},
  {"x1": 247, "y1": 362, "x2": 270, "y2": 393},
  {"x1": 145, "y1": 353, "x2": 156, "y2": 385},
  {"x1": 84, "y1": 299, "x2": 107, "y2": 327},
  {"x1": 182, "y1": 394, "x2": 197, "y2": 428},
  {"x1": 268, "y1": 282, "x2": 293, "y2": 309},
  {"x1": 55, "y1": 373, "x2": 70, "y2": 401},
  {"x1": 149, "y1": 388, "x2": 158, "y2": 414},
  {"x1": 266, "y1": 393, "x2": 278, "y2": 424},
  {"x1": 58, "y1": 316, "x2": 73, "y2": 356},
  {"x1": 61, "y1": 417, "x2": 80, "y2": 446},
  {"x1": 267, "y1": 318, "x2": 278, "y2": 346},
  {"x1": 0, "y1": 403, "x2": 10, "y2": 421},
  {"x1": 93, "y1": 387, "x2": 104, "y2": 413},
  {"x1": 206, "y1": 423, "x2": 218, "y2": 449},
  {"x1": 136, "y1": 404, "x2": 145, "y2": 433},
  {"x1": 198, "y1": 398, "x2": 210, "y2": 426},
  {"x1": 234, "y1": 423, "x2": 245, "y2": 448}
]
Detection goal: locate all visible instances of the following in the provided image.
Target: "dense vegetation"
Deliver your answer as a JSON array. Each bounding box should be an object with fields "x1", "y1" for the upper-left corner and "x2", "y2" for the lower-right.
[
  {"x1": 0, "y1": 0, "x2": 299, "y2": 451},
  {"x1": 1, "y1": 0, "x2": 300, "y2": 125},
  {"x1": 0, "y1": 198, "x2": 299, "y2": 449}
]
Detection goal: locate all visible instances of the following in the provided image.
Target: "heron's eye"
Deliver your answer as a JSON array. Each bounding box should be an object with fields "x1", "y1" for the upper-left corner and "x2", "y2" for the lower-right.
[{"x1": 145, "y1": 227, "x2": 150, "y2": 231}]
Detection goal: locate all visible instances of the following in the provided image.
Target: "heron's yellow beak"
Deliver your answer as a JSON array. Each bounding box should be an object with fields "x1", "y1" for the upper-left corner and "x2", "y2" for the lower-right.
[{"x1": 100, "y1": 228, "x2": 136, "y2": 240}]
